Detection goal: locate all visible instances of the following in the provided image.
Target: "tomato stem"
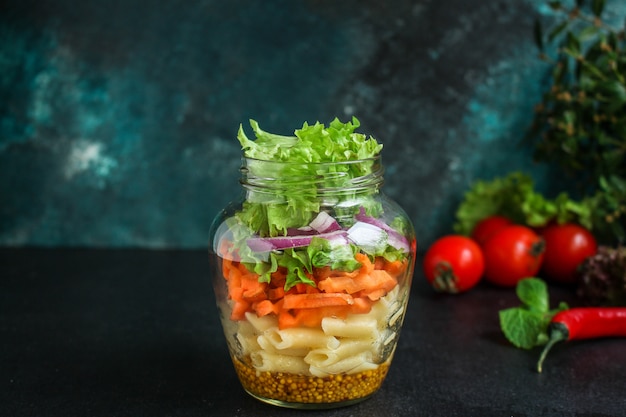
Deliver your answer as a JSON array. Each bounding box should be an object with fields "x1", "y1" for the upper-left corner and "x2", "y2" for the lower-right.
[
  {"x1": 433, "y1": 261, "x2": 459, "y2": 293},
  {"x1": 529, "y1": 238, "x2": 546, "y2": 258},
  {"x1": 537, "y1": 323, "x2": 569, "y2": 373}
]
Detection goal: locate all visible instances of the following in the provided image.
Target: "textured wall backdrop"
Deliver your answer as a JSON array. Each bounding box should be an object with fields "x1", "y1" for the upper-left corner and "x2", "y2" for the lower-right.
[{"x1": 1, "y1": 0, "x2": 624, "y2": 250}]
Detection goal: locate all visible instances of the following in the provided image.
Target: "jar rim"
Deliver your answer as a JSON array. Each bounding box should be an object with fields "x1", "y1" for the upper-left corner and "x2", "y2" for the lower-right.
[
  {"x1": 242, "y1": 154, "x2": 381, "y2": 165},
  {"x1": 240, "y1": 154, "x2": 384, "y2": 193}
]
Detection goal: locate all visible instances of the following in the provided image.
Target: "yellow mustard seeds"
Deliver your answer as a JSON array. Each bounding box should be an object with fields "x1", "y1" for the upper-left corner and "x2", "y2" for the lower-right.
[{"x1": 232, "y1": 357, "x2": 390, "y2": 405}]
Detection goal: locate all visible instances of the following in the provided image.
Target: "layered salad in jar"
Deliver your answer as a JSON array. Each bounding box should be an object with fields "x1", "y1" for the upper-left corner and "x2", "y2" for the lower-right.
[{"x1": 211, "y1": 118, "x2": 416, "y2": 407}]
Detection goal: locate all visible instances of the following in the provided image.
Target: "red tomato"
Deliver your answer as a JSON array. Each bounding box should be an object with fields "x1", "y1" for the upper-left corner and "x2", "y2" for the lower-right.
[
  {"x1": 471, "y1": 215, "x2": 513, "y2": 246},
  {"x1": 540, "y1": 223, "x2": 597, "y2": 284},
  {"x1": 423, "y1": 235, "x2": 484, "y2": 294},
  {"x1": 483, "y1": 225, "x2": 545, "y2": 287}
]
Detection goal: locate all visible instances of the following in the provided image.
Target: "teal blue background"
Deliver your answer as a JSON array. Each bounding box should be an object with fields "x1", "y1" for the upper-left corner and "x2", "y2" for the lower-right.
[{"x1": 1, "y1": 0, "x2": 625, "y2": 251}]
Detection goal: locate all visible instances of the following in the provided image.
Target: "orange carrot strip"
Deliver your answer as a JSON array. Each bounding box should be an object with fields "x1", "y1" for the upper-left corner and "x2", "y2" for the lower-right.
[
  {"x1": 293, "y1": 306, "x2": 350, "y2": 328},
  {"x1": 294, "y1": 283, "x2": 309, "y2": 294},
  {"x1": 229, "y1": 286, "x2": 244, "y2": 302},
  {"x1": 313, "y1": 266, "x2": 332, "y2": 280},
  {"x1": 231, "y1": 300, "x2": 250, "y2": 321},
  {"x1": 317, "y1": 276, "x2": 362, "y2": 294},
  {"x1": 371, "y1": 269, "x2": 398, "y2": 292},
  {"x1": 366, "y1": 288, "x2": 387, "y2": 301},
  {"x1": 385, "y1": 259, "x2": 408, "y2": 277},
  {"x1": 253, "y1": 299, "x2": 277, "y2": 317},
  {"x1": 350, "y1": 296, "x2": 373, "y2": 314},
  {"x1": 305, "y1": 285, "x2": 320, "y2": 294},
  {"x1": 354, "y1": 269, "x2": 396, "y2": 293},
  {"x1": 374, "y1": 257, "x2": 386, "y2": 270},
  {"x1": 241, "y1": 275, "x2": 267, "y2": 301},
  {"x1": 268, "y1": 286, "x2": 285, "y2": 301},
  {"x1": 355, "y1": 253, "x2": 374, "y2": 274},
  {"x1": 278, "y1": 310, "x2": 299, "y2": 329},
  {"x1": 282, "y1": 293, "x2": 354, "y2": 310}
]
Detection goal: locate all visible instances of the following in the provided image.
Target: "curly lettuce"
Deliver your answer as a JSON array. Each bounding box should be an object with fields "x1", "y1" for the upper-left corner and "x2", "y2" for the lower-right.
[
  {"x1": 236, "y1": 117, "x2": 383, "y2": 237},
  {"x1": 454, "y1": 172, "x2": 594, "y2": 236}
]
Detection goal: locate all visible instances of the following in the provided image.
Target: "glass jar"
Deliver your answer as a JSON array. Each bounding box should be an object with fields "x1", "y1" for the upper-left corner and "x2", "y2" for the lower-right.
[{"x1": 209, "y1": 155, "x2": 416, "y2": 409}]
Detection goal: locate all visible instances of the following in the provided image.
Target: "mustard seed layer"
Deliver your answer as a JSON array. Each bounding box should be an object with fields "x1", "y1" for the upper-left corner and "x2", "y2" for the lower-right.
[{"x1": 232, "y1": 356, "x2": 390, "y2": 405}]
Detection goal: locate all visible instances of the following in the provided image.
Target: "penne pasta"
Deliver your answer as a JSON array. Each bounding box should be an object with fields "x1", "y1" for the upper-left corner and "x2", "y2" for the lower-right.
[
  {"x1": 237, "y1": 320, "x2": 257, "y2": 337},
  {"x1": 257, "y1": 334, "x2": 311, "y2": 357},
  {"x1": 309, "y1": 351, "x2": 375, "y2": 377},
  {"x1": 347, "y1": 360, "x2": 379, "y2": 374},
  {"x1": 264, "y1": 327, "x2": 341, "y2": 350},
  {"x1": 251, "y1": 351, "x2": 310, "y2": 375},
  {"x1": 229, "y1": 270, "x2": 410, "y2": 379},
  {"x1": 321, "y1": 316, "x2": 379, "y2": 340},
  {"x1": 244, "y1": 311, "x2": 278, "y2": 332},
  {"x1": 237, "y1": 332, "x2": 262, "y2": 354},
  {"x1": 304, "y1": 339, "x2": 374, "y2": 368}
]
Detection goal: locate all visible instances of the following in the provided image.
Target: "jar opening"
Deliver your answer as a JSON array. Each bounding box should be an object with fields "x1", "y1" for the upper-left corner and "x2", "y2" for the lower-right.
[{"x1": 240, "y1": 155, "x2": 384, "y2": 194}]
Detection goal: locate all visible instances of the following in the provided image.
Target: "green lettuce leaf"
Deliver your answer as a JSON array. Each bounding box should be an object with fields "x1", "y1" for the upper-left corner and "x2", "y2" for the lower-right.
[
  {"x1": 454, "y1": 171, "x2": 594, "y2": 235},
  {"x1": 307, "y1": 237, "x2": 362, "y2": 272},
  {"x1": 236, "y1": 117, "x2": 383, "y2": 237},
  {"x1": 228, "y1": 117, "x2": 404, "y2": 290}
]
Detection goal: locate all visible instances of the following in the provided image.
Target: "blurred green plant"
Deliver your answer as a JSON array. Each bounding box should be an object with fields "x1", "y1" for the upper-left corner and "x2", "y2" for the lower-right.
[{"x1": 529, "y1": 0, "x2": 626, "y2": 243}]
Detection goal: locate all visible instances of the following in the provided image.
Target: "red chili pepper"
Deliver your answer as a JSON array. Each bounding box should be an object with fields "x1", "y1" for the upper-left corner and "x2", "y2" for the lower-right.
[{"x1": 537, "y1": 307, "x2": 626, "y2": 373}]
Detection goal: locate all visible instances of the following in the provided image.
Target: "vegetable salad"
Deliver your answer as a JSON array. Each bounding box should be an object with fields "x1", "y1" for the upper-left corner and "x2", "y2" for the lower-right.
[{"x1": 211, "y1": 118, "x2": 415, "y2": 405}]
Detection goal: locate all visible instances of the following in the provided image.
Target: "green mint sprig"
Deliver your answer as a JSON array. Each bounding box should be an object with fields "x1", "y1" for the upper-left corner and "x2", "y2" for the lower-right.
[{"x1": 499, "y1": 278, "x2": 569, "y2": 349}]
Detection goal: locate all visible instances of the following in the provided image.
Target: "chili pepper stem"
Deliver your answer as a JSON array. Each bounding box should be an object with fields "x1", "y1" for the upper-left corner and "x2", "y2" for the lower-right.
[{"x1": 537, "y1": 325, "x2": 569, "y2": 373}]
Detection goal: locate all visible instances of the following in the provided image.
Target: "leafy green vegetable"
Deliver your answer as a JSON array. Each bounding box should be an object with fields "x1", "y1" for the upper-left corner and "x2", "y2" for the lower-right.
[
  {"x1": 528, "y1": 0, "x2": 626, "y2": 244},
  {"x1": 453, "y1": 172, "x2": 593, "y2": 235},
  {"x1": 307, "y1": 237, "x2": 361, "y2": 272},
  {"x1": 237, "y1": 117, "x2": 382, "y2": 164},
  {"x1": 499, "y1": 278, "x2": 569, "y2": 349},
  {"x1": 236, "y1": 117, "x2": 383, "y2": 237},
  {"x1": 454, "y1": 171, "x2": 625, "y2": 243},
  {"x1": 225, "y1": 117, "x2": 407, "y2": 290}
]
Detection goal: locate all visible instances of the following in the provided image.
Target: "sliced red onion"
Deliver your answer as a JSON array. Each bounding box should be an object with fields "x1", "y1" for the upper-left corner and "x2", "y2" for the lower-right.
[
  {"x1": 309, "y1": 211, "x2": 342, "y2": 233},
  {"x1": 247, "y1": 230, "x2": 349, "y2": 252},
  {"x1": 286, "y1": 226, "x2": 316, "y2": 236},
  {"x1": 346, "y1": 221, "x2": 387, "y2": 251},
  {"x1": 355, "y1": 207, "x2": 410, "y2": 252},
  {"x1": 386, "y1": 231, "x2": 410, "y2": 253}
]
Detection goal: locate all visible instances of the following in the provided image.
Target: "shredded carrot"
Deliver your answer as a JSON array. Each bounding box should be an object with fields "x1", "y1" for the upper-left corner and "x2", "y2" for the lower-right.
[
  {"x1": 241, "y1": 275, "x2": 267, "y2": 301},
  {"x1": 354, "y1": 269, "x2": 396, "y2": 294},
  {"x1": 384, "y1": 259, "x2": 408, "y2": 277},
  {"x1": 253, "y1": 299, "x2": 278, "y2": 317},
  {"x1": 293, "y1": 306, "x2": 350, "y2": 328},
  {"x1": 231, "y1": 300, "x2": 251, "y2": 321},
  {"x1": 374, "y1": 257, "x2": 386, "y2": 270},
  {"x1": 317, "y1": 275, "x2": 362, "y2": 294},
  {"x1": 355, "y1": 252, "x2": 374, "y2": 274},
  {"x1": 278, "y1": 310, "x2": 299, "y2": 329},
  {"x1": 365, "y1": 288, "x2": 387, "y2": 301},
  {"x1": 220, "y1": 247, "x2": 404, "y2": 327},
  {"x1": 283, "y1": 293, "x2": 354, "y2": 310},
  {"x1": 268, "y1": 287, "x2": 285, "y2": 301},
  {"x1": 350, "y1": 296, "x2": 373, "y2": 314}
]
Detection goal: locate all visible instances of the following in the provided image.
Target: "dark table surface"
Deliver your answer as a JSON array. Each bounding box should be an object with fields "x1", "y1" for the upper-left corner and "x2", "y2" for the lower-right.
[{"x1": 1, "y1": 248, "x2": 625, "y2": 417}]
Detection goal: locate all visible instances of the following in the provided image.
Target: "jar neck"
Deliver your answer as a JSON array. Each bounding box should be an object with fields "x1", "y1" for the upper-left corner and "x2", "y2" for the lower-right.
[{"x1": 240, "y1": 156, "x2": 384, "y2": 196}]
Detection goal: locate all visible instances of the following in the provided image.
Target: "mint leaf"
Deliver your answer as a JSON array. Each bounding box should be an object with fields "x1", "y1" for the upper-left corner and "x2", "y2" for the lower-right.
[
  {"x1": 499, "y1": 307, "x2": 546, "y2": 349},
  {"x1": 516, "y1": 277, "x2": 549, "y2": 312},
  {"x1": 499, "y1": 278, "x2": 569, "y2": 349}
]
